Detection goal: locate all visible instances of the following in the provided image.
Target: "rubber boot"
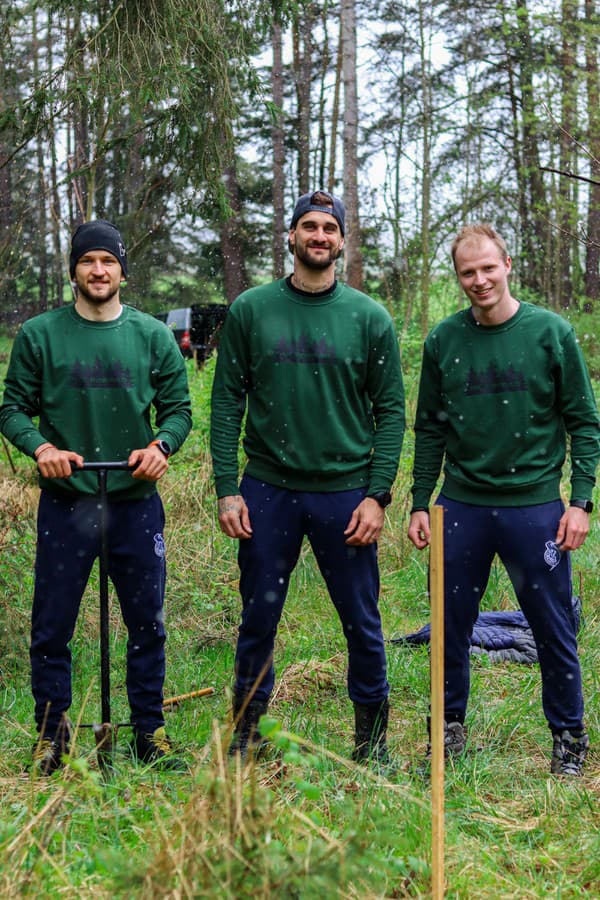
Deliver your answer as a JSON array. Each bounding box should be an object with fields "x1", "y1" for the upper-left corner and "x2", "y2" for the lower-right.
[
  {"x1": 228, "y1": 694, "x2": 269, "y2": 759},
  {"x1": 351, "y1": 699, "x2": 395, "y2": 774}
]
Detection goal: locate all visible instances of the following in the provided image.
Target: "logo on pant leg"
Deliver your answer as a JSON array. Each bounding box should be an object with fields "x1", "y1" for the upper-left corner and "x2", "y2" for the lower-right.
[
  {"x1": 543, "y1": 540, "x2": 561, "y2": 571},
  {"x1": 153, "y1": 533, "x2": 166, "y2": 558}
]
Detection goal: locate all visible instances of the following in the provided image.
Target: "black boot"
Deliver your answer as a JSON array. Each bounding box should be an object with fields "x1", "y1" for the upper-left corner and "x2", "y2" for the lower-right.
[
  {"x1": 550, "y1": 729, "x2": 589, "y2": 776},
  {"x1": 351, "y1": 699, "x2": 395, "y2": 773},
  {"x1": 426, "y1": 716, "x2": 467, "y2": 759},
  {"x1": 228, "y1": 694, "x2": 269, "y2": 759},
  {"x1": 32, "y1": 716, "x2": 72, "y2": 777}
]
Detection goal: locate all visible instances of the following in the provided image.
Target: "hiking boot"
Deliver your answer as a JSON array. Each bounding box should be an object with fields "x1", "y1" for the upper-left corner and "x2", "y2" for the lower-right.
[
  {"x1": 426, "y1": 718, "x2": 467, "y2": 759},
  {"x1": 229, "y1": 694, "x2": 269, "y2": 759},
  {"x1": 32, "y1": 738, "x2": 66, "y2": 776},
  {"x1": 351, "y1": 699, "x2": 397, "y2": 775},
  {"x1": 550, "y1": 729, "x2": 589, "y2": 777},
  {"x1": 132, "y1": 726, "x2": 186, "y2": 771},
  {"x1": 444, "y1": 721, "x2": 466, "y2": 757},
  {"x1": 32, "y1": 719, "x2": 71, "y2": 776}
]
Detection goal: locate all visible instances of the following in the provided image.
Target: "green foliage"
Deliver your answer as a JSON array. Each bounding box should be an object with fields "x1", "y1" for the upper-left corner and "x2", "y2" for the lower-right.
[{"x1": 567, "y1": 305, "x2": 600, "y2": 380}]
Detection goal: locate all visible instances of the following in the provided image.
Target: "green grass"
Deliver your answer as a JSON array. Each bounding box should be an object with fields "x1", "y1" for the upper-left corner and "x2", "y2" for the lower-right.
[{"x1": 0, "y1": 323, "x2": 599, "y2": 898}]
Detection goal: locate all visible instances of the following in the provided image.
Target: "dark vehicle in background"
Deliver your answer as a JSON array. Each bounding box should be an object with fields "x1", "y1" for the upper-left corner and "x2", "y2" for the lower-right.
[
  {"x1": 156, "y1": 304, "x2": 228, "y2": 366},
  {"x1": 161, "y1": 307, "x2": 193, "y2": 357}
]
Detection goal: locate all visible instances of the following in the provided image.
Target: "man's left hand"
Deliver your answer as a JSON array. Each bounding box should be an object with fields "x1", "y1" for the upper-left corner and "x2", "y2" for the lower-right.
[
  {"x1": 555, "y1": 506, "x2": 590, "y2": 552},
  {"x1": 128, "y1": 445, "x2": 169, "y2": 481},
  {"x1": 344, "y1": 497, "x2": 385, "y2": 546}
]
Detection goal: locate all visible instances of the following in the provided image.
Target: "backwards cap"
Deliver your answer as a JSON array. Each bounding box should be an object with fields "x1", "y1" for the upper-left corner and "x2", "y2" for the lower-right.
[{"x1": 289, "y1": 190, "x2": 345, "y2": 236}]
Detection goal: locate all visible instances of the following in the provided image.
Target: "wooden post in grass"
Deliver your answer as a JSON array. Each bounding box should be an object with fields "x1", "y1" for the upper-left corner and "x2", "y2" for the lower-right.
[{"x1": 430, "y1": 504, "x2": 445, "y2": 898}]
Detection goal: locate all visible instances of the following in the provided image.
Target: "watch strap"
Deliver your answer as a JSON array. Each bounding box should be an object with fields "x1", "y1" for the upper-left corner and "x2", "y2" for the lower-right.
[
  {"x1": 149, "y1": 439, "x2": 171, "y2": 458},
  {"x1": 569, "y1": 499, "x2": 593, "y2": 513}
]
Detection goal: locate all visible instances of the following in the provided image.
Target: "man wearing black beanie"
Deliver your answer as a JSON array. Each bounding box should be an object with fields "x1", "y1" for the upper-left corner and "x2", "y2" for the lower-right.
[
  {"x1": 0, "y1": 220, "x2": 192, "y2": 774},
  {"x1": 69, "y1": 219, "x2": 128, "y2": 280}
]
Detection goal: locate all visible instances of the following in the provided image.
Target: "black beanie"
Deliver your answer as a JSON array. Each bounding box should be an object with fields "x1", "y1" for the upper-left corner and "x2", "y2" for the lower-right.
[{"x1": 69, "y1": 220, "x2": 128, "y2": 278}]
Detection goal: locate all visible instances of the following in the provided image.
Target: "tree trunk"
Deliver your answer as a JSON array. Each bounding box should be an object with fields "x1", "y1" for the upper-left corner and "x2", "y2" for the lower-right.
[
  {"x1": 221, "y1": 162, "x2": 249, "y2": 304},
  {"x1": 417, "y1": 0, "x2": 431, "y2": 336},
  {"x1": 293, "y1": 5, "x2": 315, "y2": 194},
  {"x1": 515, "y1": 1, "x2": 551, "y2": 296},
  {"x1": 0, "y1": 21, "x2": 18, "y2": 317},
  {"x1": 557, "y1": 0, "x2": 579, "y2": 309},
  {"x1": 341, "y1": 0, "x2": 363, "y2": 290},
  {"x1": 584, "y1": 0, "x2": 600, "y2": 303},
  {"x1": 32, "y1": 10, "x2": 49, "y2": 313},
  {"x1": 328, "y1": 20, "x2": 343, "y2": 193},
  {"x1": 271, "y1": 21, "x2": 285, "y2": 280}
]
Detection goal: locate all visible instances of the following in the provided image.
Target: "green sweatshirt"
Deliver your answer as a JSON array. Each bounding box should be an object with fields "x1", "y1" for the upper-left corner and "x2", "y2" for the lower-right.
[
  {"x1": 411, "y1": 301, "x2": 600, "y2": 509},
  {"x1": 0, "y1": 304, "x2": 192, "y2": 499},
  {"x1": 210, "y1": 278, "x2": 405, "y2": 497}
]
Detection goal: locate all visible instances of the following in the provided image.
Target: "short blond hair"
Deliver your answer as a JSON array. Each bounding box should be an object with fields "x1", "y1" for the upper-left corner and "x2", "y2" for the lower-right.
[{"x1": 451, "y1": 224, "x2": 510, "y2": 269}]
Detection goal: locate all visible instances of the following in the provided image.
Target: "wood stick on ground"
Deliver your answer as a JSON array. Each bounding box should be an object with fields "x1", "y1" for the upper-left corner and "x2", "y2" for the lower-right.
[{"x1": 163, "y1": 687, "x2": 215, "y2": 707}]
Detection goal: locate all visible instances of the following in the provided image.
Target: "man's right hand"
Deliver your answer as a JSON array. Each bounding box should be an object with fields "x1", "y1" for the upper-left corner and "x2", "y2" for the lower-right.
[
  {"x1": 35, "y1": 444, "x2": 84, "y2": 479},
  {"x1": 218, "y1": 494, "x2": 253, "y2": 539},
  {"x1": 408, "y1": 510, "x2": 431, "y2": 550}
]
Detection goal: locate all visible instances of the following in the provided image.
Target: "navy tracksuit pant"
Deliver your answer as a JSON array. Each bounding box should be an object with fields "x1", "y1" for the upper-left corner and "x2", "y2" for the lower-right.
[
  {"x1": 438, "y1": 495, "x2": 584, "y2": 733},
  {"x1": 31, "y1": 489, "x2": 167, "y2": 737},
  {"x1": 234, "y1": 475, "x2": 389, "y2": 705}
]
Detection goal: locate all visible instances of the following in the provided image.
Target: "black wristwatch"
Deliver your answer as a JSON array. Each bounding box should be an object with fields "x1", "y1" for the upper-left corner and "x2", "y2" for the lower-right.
[
  {"x1": 569, "y1": 499, "x2": 593, "y2": 514},
  {"x1": 367, "y1": 490, "x2": 392, "y2": 509},
  {"x1": 150, "y1": 439, "x2": 171, "y2": 458}
]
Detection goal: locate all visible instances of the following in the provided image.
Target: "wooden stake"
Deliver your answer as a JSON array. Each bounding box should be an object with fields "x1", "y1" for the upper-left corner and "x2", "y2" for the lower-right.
[
  {"x1": 429, "y1": 504, "x2": 445, "y2": 898},
  {"x1": 162, "y1": 687, "x2": 215, "y2": 707}
]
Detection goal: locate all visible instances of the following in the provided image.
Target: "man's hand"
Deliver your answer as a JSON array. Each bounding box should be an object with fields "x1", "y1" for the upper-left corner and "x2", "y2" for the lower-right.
[
  {"x1": 35, "y1": 444, "x2": 83, "y2": 478},
  {"x1": 555, "y1": 506, "x2": 590, "y2": 552},
  {"x1": 344, "y1": 497, "x2": 385, "y2": 546},
  {"x1": 408, "y1": 510, "x2": 431, "y2": 550},
  {"x1": 128, "y1": 445, "x2": 169, "y2": 482},
  {"x1": 218, "y1": 494, "x2": 253, "y2": 539}
]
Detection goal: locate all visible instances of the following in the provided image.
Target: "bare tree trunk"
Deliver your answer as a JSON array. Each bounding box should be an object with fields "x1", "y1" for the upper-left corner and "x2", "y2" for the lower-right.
[
  {"x1": 271, "y1": 21, "x2": 285, "y2": 280},
  {"x1": 68, "y1": 12, "x2": 90, "y2": 226},
  {"x1": 293, "y1": 5, "x2": 315, "y2": 194},
  {"x1": 32, "y1": 9, "x2": 49, "y2": 313},
  {"x1": 315, "y1": 2, "x2": 332, "y2": 189},
  {"x1": 584, "y1": 0, "x2": 600, "y2": 303},
  {"x1": 47, "y1": 11, "x2": 65, "y2": 306},
  {"x1": 0, "y1": 19, "x2": 18, "y2": 316},
  {"x1": 328, "y1": 20, "x2": 343, "y2": 193},
  {"x1": 515, "y1": 1, "x2": 551, "y2": 296},
  {"x1": 341, "y1": 0, "x2": 363, "y2": 290},
  {"x1": 557, "y1": 0, "x2": 578, "y2": 309},
  {"x1": 221, "y1": 162, "x2": 249, "y2": 304},
  {"x1": 417, "y1": 0, "x2": 431, "y2": 336}
]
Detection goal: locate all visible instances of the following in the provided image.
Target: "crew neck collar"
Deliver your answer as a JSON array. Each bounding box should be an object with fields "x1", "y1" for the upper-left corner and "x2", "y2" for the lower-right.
[{"x1": 285, "y1": 275, "x2": 337, "y2": 299}]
